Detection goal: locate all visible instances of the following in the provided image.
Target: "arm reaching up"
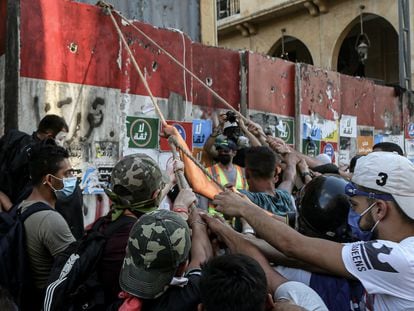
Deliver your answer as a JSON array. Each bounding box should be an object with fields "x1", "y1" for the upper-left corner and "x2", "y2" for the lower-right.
[{"x1": 164, "y1": 125, "x2": 222, "y2": 200}]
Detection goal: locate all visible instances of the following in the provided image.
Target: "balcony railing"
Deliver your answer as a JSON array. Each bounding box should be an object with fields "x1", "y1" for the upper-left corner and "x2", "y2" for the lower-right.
[{"x1": 217, "y1": 0, "x2": 240, "y2": 20}]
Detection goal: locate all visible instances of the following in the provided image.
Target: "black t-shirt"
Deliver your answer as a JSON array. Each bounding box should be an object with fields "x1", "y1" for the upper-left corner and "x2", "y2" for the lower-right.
[{"x1": 108, "y1": 269, "x2": 201, "y2": 311}]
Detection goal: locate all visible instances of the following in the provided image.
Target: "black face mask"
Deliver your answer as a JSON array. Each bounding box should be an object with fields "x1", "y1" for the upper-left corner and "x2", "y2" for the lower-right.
[{"x1": 217, "y1": 154, "x2": 232, "y2": 165}]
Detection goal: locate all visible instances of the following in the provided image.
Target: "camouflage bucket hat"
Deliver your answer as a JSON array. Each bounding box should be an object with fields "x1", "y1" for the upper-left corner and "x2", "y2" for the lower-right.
[
  {"x1": 119, "y1": 209, "x2": 191, "y2": 299},
  {"x1": 111, "y1": 153, "x2": 166, "y2": 204}
]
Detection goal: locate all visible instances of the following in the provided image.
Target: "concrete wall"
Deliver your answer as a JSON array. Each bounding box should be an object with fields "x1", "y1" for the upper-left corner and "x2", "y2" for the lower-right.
[{"x1": 75, "y1": 0, "x2": 200, "y2": 42}]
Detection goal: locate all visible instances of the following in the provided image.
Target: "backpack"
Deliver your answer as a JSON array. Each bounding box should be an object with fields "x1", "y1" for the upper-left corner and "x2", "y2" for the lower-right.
[
  {"x1": 0, "y1": 202, "x2": 53, "y2": 309},
  {"x1": 43, "y1": 215, "x2": 135, "y2": 311},
  {"x1": 0, "y1": 130, "x2": 34, "y2": 203}
]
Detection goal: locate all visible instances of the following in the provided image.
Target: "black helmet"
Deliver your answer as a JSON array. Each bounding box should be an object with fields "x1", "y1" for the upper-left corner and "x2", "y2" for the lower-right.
[{"x1": 296, "y1": 174, "x2": 352, "y2": 242}]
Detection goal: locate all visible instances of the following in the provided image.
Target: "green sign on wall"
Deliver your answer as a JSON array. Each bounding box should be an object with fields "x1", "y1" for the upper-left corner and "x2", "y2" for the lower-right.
[
  {"x1": 126, "y1": 116, "x2": 159, "y2": 149},
  {"x1": 276, "y1": 118, "x2": 294, "y2": 145}
]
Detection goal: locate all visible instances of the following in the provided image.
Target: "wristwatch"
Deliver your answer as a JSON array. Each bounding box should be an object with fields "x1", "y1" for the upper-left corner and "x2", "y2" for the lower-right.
[{"x1": 301, "y1": 171, "x2": 311, "y2": 178}]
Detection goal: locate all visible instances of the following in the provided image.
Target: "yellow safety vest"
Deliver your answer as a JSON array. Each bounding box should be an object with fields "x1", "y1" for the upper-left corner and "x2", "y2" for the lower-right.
[{"x1": 207, "y1": 164, "x2": 247, "y2": 215}]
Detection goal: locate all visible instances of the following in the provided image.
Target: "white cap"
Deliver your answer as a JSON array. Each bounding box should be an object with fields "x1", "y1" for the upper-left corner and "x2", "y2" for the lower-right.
[
  {"x1": 351, "y1": 151, "x2": 414, "y2": 219},
  {"x1": 315, "y1": 153, "x2": 332, "y2": 164}
]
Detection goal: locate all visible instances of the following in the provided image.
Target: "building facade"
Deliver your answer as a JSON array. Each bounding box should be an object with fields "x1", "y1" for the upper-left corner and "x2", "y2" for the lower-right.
[{"x1": 214, "y1": 0, "x2": 413, "y2": 88}]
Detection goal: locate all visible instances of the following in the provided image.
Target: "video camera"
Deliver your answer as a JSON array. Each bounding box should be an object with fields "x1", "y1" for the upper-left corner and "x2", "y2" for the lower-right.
[
  {"x1": 225, "y1": 111, "x2": 237, "y2": 124},
  {"x1": 222, "y1": 111, "x2": 250, "y2": 148}
]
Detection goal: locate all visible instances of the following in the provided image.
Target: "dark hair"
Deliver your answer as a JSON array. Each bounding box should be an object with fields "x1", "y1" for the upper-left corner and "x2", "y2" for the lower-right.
[
  {"x1": 28, "y1": 144, "x2": 69, "y2": 185},
  {"x1": 372, "y1": 142, "x2": 403, "y2": 156},
  {"x1": 245, "y1": 146, "x2": 280, "y2": 179},
  {"x1": 349, "y1": 155, "x2": 364, "y2": 173},
  {"x1": 37, "y1": 114, "x2": 69, "y2": 136},
  {"x1": 200, "y1": 254, "x2": 268, "y2": 311}
]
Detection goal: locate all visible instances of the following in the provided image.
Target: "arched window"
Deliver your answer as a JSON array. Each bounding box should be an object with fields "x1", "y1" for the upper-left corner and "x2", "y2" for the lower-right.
[
  {"x1": 336, "y1": 14, "x2": 398, "y2": 84},
  {"x1": 269, "y1": 36, "x2": 313, "y2": 65}
]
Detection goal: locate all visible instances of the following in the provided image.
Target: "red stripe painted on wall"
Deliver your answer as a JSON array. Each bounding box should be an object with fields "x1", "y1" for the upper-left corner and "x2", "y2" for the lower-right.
[
  {"x1": 192, "y1": 43, "x2": 240, "y2": 109},
  {"x1": 340, "y1": 75, "x2": 375, "y2": 126},
  {"x1": 20, "y1": 0, "x2": 123, "y2": 89},
  {"x1": 120, "y1": 21, "x2": 193, "y2": 100},
  {"x1": 247, "y1": 53, "x2": 295, "y2": 116}
]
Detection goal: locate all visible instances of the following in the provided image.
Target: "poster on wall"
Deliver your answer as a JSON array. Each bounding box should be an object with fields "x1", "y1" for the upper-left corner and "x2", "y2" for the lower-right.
[
  {"x1": 405, "y1": 122, "x2": 414, "y2": 139},
  {"x1": 405, "y1": 139, "x2": 414, "y2": 156},
  {"x1": 339, "y1": 115, "x2": 357, "y2": 138},
  {"x1": 320, "y1": 141, "x2": 337, "y2": 163},
  {"x1": 160, "y1": 121, "x2": 193, "y2": 151},
  {"x1": 302, "y1": 138, "x2": 320, "y2": 157},
  {"x1": 339, "y1": 137, "x2": 357, "y2": 165},
  {"x1": 406, "y1": 139, "x2": 414, "y2": 164},
  {"x1": 193, "y1": 119, "x2": 212, "y2": 148},
  {"x1": 357, "y1": 136, "x2": 374, "y2": 155},
  {"x1": 357, "y1": 126, "x2": 374, "y2": 155},
  {"x1": 275, "y1": 118, "x2": 295, "y2": 145},
  {"x1": 302, "y1": 115, "x2": 322, "y2": 141},
  {"x1": 126, "y1": 116, "x2": 159, "y2": 149},
  {"x1": 302, "y1": 115, "x2": 338, "y2": 142}
]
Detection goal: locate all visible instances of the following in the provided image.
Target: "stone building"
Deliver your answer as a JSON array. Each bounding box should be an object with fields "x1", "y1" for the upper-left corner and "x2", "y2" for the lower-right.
[{"x1": 206, "y1": 0, "x2": 414, "y2": 88}]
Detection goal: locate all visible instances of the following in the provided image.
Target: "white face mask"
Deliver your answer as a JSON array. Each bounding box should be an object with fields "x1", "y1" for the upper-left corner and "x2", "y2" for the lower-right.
[{"x1": 54, "y1": 131, "x2": 68, "y2": 147}]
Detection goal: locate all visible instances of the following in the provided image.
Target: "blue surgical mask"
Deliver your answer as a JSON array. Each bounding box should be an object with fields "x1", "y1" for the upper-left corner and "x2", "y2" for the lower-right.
[
  {"x1": 348, "y1": 202, "x2": 378, "y2": 241},
  {"x1": 50, "y1": 176, "x2": 77, "y2": 199}
]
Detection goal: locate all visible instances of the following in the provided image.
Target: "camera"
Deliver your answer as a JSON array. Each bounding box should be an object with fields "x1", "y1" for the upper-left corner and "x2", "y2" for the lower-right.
[{"x1": 225, "y1": 111, "x2": 237, "y2": 123}]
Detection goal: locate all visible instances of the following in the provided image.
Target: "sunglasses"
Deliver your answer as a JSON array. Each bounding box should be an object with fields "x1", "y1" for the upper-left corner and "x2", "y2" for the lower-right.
[{"x1": 345, "y1": 182, "x2": 394, "y2": 201}]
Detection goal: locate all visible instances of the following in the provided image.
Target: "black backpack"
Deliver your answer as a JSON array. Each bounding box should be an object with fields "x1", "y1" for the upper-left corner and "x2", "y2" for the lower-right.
[
  {"x1": 0, "y1": 202, "x2": 53, "y2": 309},
  {"x1": 43, "y1": 215, "x2": 135, "y2": 311},
  {"x1": 0, "y1": 130, "x2": 34, "y2": 203}
]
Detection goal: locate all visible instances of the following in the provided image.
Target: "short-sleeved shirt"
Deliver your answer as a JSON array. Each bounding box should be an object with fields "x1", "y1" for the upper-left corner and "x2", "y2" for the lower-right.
[
  {"x1": 239, "y1": 189, "x2": 295, "y2": 216},
  {"x1": 21, "y1": 200, "x2": 75, "y2": 289},
  {"x1": 274, "y1": 281, "x2": 328, "y2": 311},
  {"x1": 342, "y1": 237, "x2": 414, "y2": 310},
  {"x1": 275, "y1": 266, "x2": 363, "y2": 311}
]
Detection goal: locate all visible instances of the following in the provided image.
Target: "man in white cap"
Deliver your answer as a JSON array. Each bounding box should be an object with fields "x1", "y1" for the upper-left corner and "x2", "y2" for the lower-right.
[{"x1": 212, "y1": 151, "x2": 414, "y2": 310}]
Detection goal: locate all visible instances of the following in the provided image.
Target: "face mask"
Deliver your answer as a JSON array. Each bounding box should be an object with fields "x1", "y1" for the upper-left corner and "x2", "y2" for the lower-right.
[
  {"x1": 348, "y1": 202, "x2": 379, "y2": 241},
  {"x1": 217, "y1": 154, "x2": 232, "y2": 165},
  {"x1": 49, "y1": 175, "x2": 77, "y2": 199},
  {"x1": 54, "y1": 131, "x2": 68, "y2": 147}
]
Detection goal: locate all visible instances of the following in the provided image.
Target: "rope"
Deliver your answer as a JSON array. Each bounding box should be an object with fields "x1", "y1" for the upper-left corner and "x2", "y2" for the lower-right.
[
  {"x1": 103, "y1": 2, "x2": 252, "y2": 126},
  {"x1": 97, "y1": 1, "x2": 225, "y2": 191},
  {"x1": 100, "y1": 2, "x2": 167, "y2": 127},
  {"x1": 168, "y1": 139, "x2": 198, "y2": 212},
  {"x1": 168, "y1": 137, "x2": 226, "y2": 192}
]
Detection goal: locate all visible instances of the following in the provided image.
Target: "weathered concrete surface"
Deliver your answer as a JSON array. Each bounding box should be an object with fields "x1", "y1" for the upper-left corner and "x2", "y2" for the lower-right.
[
  {"x1": 247, "y1": 52, "x2": 295, "y2": 116},
  {"x1": 75, "y1": 0, "x2": 200, "y2": 42}
]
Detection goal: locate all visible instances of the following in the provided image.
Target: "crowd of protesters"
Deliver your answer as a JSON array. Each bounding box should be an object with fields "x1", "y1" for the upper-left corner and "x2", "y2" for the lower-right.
[{"x1": 0, "y1": 112, "x2": 413, "y2": 311}]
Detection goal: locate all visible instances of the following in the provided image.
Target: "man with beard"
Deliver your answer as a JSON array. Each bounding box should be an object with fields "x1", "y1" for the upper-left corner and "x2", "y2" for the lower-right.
[{"x1": 206, "y1": 137, "x2": 247, "y2": 215}]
